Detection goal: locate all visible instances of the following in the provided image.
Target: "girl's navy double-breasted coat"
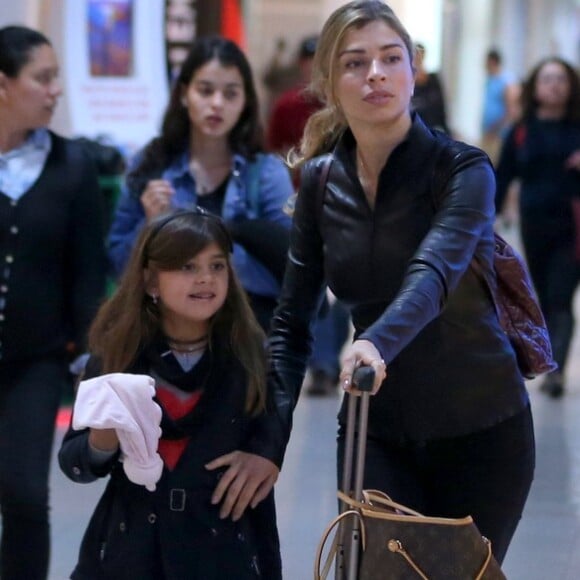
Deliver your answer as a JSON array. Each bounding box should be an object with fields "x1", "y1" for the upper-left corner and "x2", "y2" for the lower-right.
[{"x1": 59, "y1": 339, "x2": 280, "y2": 580}]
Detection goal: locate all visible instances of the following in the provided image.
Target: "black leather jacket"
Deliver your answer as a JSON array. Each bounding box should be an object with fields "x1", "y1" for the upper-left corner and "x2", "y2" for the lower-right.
[{"x1": 261, "y1": 115, "x2": 528, "y2": 468}]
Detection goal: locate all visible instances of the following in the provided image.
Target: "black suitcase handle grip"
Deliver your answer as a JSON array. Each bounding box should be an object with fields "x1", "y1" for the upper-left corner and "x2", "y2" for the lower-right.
[{"x1": 352, "y1": 366, "x2": 375, "y2": 392}]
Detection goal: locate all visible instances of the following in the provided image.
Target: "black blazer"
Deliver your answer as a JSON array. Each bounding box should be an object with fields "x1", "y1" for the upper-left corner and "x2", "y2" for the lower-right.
[
  {"x1": 264, "y1": 115, "x2": 528, "y2": 466},
  {"x1": 0, "y1": 132, "x2": 106, "y2": 363}
]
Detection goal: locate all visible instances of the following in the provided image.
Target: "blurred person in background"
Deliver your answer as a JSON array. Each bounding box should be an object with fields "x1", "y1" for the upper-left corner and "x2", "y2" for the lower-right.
[
  {"x1": 267, "y1": 35, "x2": 321, "y2": 159},
  {"x1": 267, "y1": 35, "x2": 351, "y2": 397},
  {"x1": 0, "y1": 25, "x2": 106, "y2": 579},
  {"x1": 108, "y1": 36, "x2": 294, "y2": 333},
  {"x1": 262, "y1": 37, "x2": 301, "y2": 120},
  {"x1": 495, "y1": 56, "x2": 580, "y2": 398},
  {"x1": 480, "y1": 48, "x2": 520, "y2": 166},
  {"x1": 411, "y1": 42, "x2": 450, "y2": 135}
]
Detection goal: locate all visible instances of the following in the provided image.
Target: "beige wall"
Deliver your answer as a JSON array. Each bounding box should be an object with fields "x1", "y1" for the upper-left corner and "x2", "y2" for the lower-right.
[
  {"x1": 5, "y1": 0, "x2": 578, "y2": 142},
  {"x1": 0, "y1": 0, "x2": 42, "y2": 28}
]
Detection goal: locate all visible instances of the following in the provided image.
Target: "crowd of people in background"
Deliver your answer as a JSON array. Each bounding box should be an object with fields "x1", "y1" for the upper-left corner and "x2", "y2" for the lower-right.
[{"x1": 0, "y1": 1, "x2": 579, "y2": 577}]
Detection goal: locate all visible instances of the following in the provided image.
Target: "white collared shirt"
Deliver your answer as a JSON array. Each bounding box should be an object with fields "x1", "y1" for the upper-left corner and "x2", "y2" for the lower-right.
[{"x1": 0, "y1": 128, "x2": 52, "y2": 200}]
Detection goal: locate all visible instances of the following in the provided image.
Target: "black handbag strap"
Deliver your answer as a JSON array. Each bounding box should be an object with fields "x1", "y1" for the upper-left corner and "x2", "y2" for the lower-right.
[{"x1": 315, "y1": 154, "x2": 333, "y2": 221}]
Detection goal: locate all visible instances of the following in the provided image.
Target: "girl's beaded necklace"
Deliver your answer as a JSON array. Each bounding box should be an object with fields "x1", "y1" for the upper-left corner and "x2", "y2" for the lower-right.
[{"x1": 162, "y1": 335, "x2": 208, "y2": 372}]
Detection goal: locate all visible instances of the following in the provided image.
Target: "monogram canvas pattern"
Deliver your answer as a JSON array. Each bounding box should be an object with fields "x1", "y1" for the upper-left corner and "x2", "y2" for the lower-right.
[{"x1": 358, "y1": 515, "x2": 505, "y2": 579}]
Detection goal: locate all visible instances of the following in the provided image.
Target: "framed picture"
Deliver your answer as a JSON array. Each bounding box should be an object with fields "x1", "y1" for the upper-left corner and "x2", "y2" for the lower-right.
[{"x1": 88, "y1": 0, "x2": 134, "y2": 77}]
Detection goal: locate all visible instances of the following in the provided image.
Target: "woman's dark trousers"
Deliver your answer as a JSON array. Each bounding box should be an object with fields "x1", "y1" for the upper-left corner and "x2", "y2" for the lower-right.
[
  {"x1": 337, "y1": 406, "x2": 535, "y2": 565},
  {"x1": 0, "y1": 356, "x2": 64, "y2": 579}
]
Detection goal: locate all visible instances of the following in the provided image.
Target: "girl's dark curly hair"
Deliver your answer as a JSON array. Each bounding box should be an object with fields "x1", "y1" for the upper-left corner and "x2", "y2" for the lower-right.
[{"x1": 520, "y1": 56, "x2": 580, "y2": 123}]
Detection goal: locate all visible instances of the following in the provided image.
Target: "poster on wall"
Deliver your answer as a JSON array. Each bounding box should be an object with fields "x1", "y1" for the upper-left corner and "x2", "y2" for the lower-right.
[
  {"x1": 88, "y1": 0, "x2": 134, "y2": 77},
  {"x1": 54, "y1": 0, "x2": 169, "y2": 154}
]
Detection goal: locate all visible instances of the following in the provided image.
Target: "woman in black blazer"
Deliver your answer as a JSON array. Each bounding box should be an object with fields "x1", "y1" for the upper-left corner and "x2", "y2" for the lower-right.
[{"x1": 0, "y1": 26, "x2": 106, "y2": 579}]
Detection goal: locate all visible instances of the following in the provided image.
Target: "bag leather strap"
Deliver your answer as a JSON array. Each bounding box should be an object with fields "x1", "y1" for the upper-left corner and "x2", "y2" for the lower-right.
[
  {"x1": 387, "y1": 535, "x2": 493, "y2": 580},
  {"x1": 339, "y1": 490, "x2": 425, "y2": 518},
  {"x1": 315, "y1": 154, "x2": 333, "y2": 222},
  {"x1": 314, "y1": 509, "x2": 365, "y2": 580}
]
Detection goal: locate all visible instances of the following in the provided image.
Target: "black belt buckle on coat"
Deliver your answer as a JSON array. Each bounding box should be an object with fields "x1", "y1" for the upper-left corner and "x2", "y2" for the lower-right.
[{"x1": 170, "y1": 488, "x2": 186, "y2": 511}]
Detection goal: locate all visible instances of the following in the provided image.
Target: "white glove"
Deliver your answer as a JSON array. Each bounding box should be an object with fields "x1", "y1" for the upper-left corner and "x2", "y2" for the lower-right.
[{"x1": 73, "y1": 373, "x2": 163, "y2": 491}]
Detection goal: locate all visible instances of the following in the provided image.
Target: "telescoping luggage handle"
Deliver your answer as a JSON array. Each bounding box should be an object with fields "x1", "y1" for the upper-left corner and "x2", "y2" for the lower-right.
[{"x1": 335, "y1": 365, "x2": 375, "y2": 580}]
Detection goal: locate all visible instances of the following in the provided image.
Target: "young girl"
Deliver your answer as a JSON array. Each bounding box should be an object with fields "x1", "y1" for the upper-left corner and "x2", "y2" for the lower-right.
[{"x1": 59, "y1": 210, "x2": 281, "y2": 579}]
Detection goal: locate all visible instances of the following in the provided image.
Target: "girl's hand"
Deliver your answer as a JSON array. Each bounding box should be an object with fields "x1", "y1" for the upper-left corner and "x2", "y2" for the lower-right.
[
  {"x1": 140, "y1": 179, "x2": 174, "y2": 221},
  {"x1": 88, "y1": 428, "x2": 119, "y2": 452},
  {"x1": 339, "y1": 339, "x2": 387, "y2": 395},
  {"x1": 565, "y1": 150, "x2": 580, "y2": 171},
  {"x1": 205, "y1": 451, "x2": 279, "y2": 521}
]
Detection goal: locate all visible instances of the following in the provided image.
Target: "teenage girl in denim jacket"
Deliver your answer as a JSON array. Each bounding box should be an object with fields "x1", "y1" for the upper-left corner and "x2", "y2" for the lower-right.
[{"x1": 108, "y1": 36, "x2": 293, "y2": 330}]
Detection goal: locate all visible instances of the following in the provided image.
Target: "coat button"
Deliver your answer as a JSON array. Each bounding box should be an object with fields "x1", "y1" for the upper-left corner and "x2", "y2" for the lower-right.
[
  {"x1": 148, "y1": 513, "x2": 157, "y2": 524},
  {"x1": 237, "y1": 532, "x2": 245, "y2": 542},
  {"x1": 72, "y1": 466, "x2": 81, "y2": 475},
  {"x1": 119, "y1": 522, "x2": 126, "y2": 532},
  {"x1": 210, "y1": 528, "x2": 218, "y2": 537},
  {"x1": 9, "y1": 226, "x2": 18, "y2": 235}
]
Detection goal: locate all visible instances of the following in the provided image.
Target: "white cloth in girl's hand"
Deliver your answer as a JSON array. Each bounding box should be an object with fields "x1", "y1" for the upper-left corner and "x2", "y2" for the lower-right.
[{"x1": 72, "y1": 373, "x2": 163, "y2": 491}]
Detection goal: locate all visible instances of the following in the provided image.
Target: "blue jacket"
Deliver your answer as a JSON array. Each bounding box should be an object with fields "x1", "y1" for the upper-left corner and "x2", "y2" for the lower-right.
[{"x1": 108, "y1": 151, "x2": 293, "y2": 298}]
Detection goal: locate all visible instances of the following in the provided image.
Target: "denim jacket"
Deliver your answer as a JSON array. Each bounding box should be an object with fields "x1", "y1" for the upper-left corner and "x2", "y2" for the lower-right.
[{"x1": 108, "y1": 151, "x2": 293, "y2": 298}]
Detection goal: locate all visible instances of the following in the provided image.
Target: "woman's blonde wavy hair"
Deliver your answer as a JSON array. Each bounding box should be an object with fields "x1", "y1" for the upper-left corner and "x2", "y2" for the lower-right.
[{"x1": 289, "y1": 0, "x2": 415, "y2": 168}]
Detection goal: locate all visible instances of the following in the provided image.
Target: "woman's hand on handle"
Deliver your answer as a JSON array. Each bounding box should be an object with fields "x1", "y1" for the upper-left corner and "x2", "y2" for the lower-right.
[{"x1": 339, "y1": 339, "x2": 387, "y2": 395}]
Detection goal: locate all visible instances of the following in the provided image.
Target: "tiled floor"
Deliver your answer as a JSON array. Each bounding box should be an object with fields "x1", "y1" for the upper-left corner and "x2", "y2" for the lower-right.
[{"x1": 48, "y1": 339, "x2": 580, "y2": 579}]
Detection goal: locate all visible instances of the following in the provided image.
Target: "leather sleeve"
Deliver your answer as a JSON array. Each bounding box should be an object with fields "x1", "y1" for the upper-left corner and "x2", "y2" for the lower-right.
[
  {"x1": 259, "y1": 159, "x2": 327, "y2": 467},
  {"x1": 360, "y1": 148, "x2": 496, "y2": 364},
  {"x1": 227, "y1": 219, "x2": 290, "y2": 284}
]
